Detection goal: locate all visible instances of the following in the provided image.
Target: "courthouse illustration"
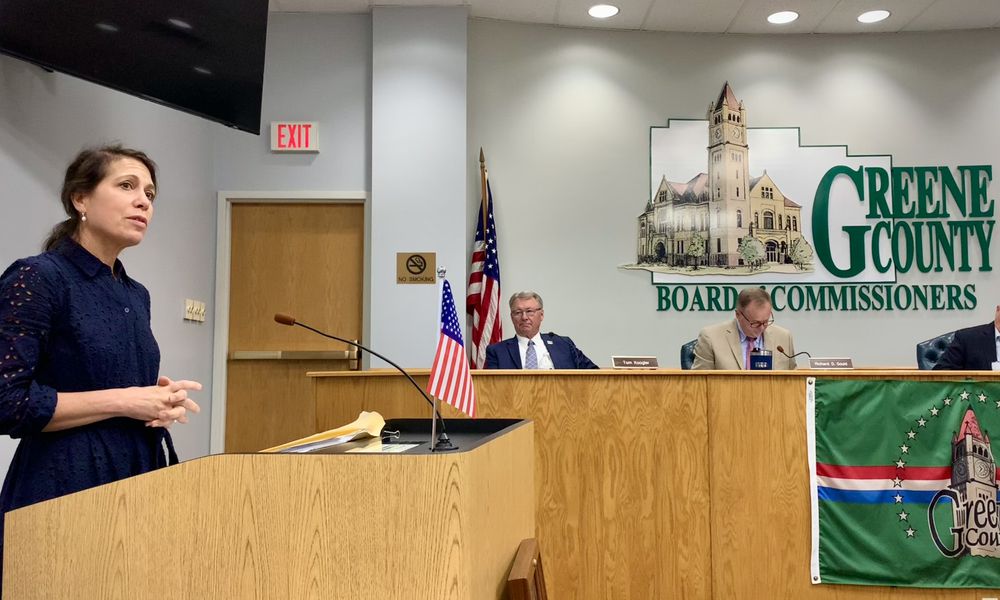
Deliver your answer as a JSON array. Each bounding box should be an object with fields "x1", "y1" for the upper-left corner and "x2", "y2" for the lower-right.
[{"x1": 638, "y1": 83, "x2": 804, "y2": 268}]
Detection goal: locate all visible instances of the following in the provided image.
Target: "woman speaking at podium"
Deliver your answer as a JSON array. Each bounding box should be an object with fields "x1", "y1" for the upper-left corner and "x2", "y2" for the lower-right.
[{"x1": 0, "y1": 145, "x2": 202, "y2": 580}]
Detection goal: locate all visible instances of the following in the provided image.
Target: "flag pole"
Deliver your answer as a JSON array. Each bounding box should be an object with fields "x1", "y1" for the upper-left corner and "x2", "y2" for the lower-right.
[
  {"x1": 479, "y1": 148, "x2": 488, "y2": 227},
  {"x1": 432, "y1": 266, "x2": 443, "y2": 450}
]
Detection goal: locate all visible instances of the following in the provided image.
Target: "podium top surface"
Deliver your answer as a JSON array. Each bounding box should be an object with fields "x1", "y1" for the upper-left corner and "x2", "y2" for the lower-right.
[{"x1": 289, "y1": 418, "x2": 529, "y2": 455}]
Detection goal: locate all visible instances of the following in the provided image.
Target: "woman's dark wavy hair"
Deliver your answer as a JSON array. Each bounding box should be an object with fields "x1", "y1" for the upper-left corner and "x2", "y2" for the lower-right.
[{"x1": 43, "y1": 144, "x2": 158, "y2": 251}]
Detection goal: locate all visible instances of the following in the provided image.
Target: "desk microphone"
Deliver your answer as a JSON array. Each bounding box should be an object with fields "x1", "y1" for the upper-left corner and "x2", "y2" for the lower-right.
[
  {"x1": 274, "y1": 313, "x2": 457, "y2": 451},
  {"x1": 776, "y1": 345, "x2": 812, "y2": 360}
]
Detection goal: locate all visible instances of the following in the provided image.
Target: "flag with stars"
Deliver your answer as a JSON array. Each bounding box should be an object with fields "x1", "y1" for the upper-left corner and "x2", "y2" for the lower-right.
[
  {"x1": 429, "y1": 279, "x2": 476, "y2": 417},
  {"x1": 466, "y1": 177, "x2": 501, "y2": 369},
  {"x1": 808, "y1": 378, "x2": 1000, "y2": 588}
]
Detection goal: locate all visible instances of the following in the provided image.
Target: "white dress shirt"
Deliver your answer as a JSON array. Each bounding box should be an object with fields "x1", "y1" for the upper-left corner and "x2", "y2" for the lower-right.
[{"x1": 517, "y1": 333, "x2": 554, "y2": 370}]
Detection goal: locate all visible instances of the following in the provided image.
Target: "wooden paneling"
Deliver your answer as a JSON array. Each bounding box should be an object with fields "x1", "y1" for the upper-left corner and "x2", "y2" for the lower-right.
[
  {"x1": 5, "y1": 425, "x2": 534, "y2": 600},
  {"x1": 310, "y1": 369, "x2": 1000, "y2": 600}
]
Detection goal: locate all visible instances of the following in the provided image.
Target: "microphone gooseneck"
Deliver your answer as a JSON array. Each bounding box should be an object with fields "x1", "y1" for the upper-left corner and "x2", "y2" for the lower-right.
[
  {"x1": 273, "y1": 313, "x2": 457, "y2": 451},
  {"x1": 776, "y1": 345, "x2": 812, "y2": 359}
]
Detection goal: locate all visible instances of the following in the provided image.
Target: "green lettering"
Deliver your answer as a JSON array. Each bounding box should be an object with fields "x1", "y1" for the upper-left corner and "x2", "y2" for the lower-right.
[
  {"x1": 723, "y1": 287, "x2": 738, "y2": 311},
  {"x1": 806, "y1": 286, "x2": 825, "y2": 311},
  {"x1": 914, "y1": 167, "x2": 945, "y2": 218},
  {"x1": 911, "y1": 223, "x2": 935, "y2": 274},
  {"x1": 959, "y1": 166, "x2": 994, "y2": 218},
  {"x1": 927, "y1": 220, "x2": 953, "y2": 272},
  {"x1": 893, "y1": 285, "x2": 913, "y2": 310},
  {"x1": 771, "y1": 286, "x2": 785, "y2": 311},
  {"x1": 857, "y1": 285, "x2": 871, "y2": 311},
  {"x1": 964, "y1": 284, "x2": 977, "y2": 309},
  {"x1": 865, "y1": 167, "x2": 892, "y2": 218},
  {"x1": 813, "y1": 166, "x2": 869, "y2": 278},
  {"x1": 706, "y1": 286, "x2": 723, "y2": 311},
  {"x1": 787, "y1": 286, "x2": 804, "y2": 311},
  {"x1": 871, "y1": 221, "x2": 892, "y2": 273},
  {"x1": 892, "y1": 222, "x2": 914, "y2": 273},
  {"x1": 657, "y1": 286, "x2": 670, "y2": 311},
  {"x1": 891, "y1": 167, "x2": 916, "y2": 218},
  {"x1": 872, "y1": 285, "x2": 887, "y2": 311},
  {"x1": 946, "y1": 284, "x2": 962, "y2": 310},
  {"x1": 672, "y1": 287, "x2": 690, "y2": 310},
  {"x1": 827, "y1": 285, "x2": 847, "y2": 310},
  {"x1": 938, "y1": 167, "x2": 962, "y2": 218},
  {"x1": 930, "y1": 285, "x2": 944, "y2": 310},
  {"x1": 948, "y1": 222, "x2": 975, "y2": 272},
  {"x1": 690, "y1": 287, "x2": 706, "y2": 311},
  {"x1": 971, "y1": 220, "x2": 994, "y2": 271},
  {"x1": 845, "y1": 285, "x2": 858, "y2": 311}
]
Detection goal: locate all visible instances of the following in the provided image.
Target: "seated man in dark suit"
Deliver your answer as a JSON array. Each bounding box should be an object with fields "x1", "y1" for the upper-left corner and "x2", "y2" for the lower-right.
[
  {"x1": 933, "y1": 305, "x2": 1000, "y2": 370},
  {"x1": 485, "y1": 291, "x2": 598, "y2": 369}
]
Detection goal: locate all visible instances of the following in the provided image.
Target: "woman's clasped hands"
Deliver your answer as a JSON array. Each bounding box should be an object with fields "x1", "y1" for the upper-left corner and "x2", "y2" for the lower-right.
[{"x1": 130, "y1": 376, "x2": 202, "y2": 428}]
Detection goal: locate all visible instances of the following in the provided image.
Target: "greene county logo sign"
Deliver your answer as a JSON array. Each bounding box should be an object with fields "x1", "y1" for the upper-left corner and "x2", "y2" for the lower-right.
[{"x1": 622, "y1": 83, "x2": 995, "y2": 313}]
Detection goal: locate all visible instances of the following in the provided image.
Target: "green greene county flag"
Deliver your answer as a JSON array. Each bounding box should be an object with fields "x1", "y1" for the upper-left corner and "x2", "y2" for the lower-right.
[{"x1": 808, "y1": 378, "x2": 1000, "y2": 588}]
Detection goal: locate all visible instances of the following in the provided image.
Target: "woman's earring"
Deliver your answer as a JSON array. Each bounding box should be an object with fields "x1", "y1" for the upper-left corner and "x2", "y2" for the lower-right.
[{"x1": 80, "y1": 212, "x2": 87, "y2": 222}]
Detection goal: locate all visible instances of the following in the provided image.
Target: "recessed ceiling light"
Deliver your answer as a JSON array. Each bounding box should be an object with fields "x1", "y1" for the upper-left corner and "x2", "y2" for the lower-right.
[
  {"x1": 857, "y1": 10, "x2": 890, "y2": 24},
  {"x1": 167, "y1": 18, "x2": 193, "y2": 30},
  {"x1": 94, "y1": 22, "x2": 119, "y2": 33},
  {"x1": 767, "y1": 11, "x2": 799, "y2": 25},
  {"x1": 588, "y1": 4, "x2": 620, "y2": 19}
]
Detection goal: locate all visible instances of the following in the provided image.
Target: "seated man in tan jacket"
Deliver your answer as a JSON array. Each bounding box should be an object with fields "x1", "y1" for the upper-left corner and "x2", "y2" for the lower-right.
[{"x1": 692, "y1": 287, "x2": 797, "y2": 370}]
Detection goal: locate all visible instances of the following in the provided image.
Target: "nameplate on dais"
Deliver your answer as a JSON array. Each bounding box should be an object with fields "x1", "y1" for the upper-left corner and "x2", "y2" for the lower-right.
[
  {"x1": 612, "y1": 356, "x2": 659, "y2": 369},
  {"x1": 808, "y1": 357, "x2": 854, "y2": 370}
]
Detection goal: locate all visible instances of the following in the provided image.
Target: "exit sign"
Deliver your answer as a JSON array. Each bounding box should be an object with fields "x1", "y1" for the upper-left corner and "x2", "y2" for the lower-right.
[{"x1": 270, "y1": 121, "x2": 319, "y2": 152}]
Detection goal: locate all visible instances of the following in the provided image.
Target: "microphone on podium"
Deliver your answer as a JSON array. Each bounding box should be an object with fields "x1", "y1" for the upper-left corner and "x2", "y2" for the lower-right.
[
  {"x1": 776, "y1": 345, "x2": 812, "y2": 361},
  {"x1": 273, "y1": 313, "x2": 457, "y2": 451}
]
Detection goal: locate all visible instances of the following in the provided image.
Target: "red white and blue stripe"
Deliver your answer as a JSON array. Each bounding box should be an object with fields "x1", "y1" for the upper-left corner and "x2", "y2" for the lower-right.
[{"x1": 815, "y1": 463, "x2": 951, "y2": 504}]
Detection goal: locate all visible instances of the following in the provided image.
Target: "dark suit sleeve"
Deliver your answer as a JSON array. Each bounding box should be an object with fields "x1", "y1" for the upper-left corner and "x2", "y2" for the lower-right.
[
  {"x1": 566, "y1": 337, "x2": 599, "y2": 369},
  {"x1": 933, "y1": 332, "x2": 967, "y2": 370},
  {"x1": 484, "y1": 343, "x2": 500, "y2": 369}
]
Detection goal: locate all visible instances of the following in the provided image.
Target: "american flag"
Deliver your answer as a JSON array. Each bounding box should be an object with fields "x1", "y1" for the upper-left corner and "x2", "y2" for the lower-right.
[
  {"x1": 466, "y1": 178, "x2": 502, "y2": 368},
  {"x1": 428, "y1": 279, "x2": 476, "y2": 417}
]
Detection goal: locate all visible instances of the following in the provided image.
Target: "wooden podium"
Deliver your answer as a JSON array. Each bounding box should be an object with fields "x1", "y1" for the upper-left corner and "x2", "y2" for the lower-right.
[{"x1": 3, "y1": 419, "x2": 534, "y2": 600}]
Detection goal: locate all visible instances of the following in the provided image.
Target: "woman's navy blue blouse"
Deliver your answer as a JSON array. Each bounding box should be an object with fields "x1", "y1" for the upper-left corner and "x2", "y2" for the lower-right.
[{"x1": 0, "y1": 239, "x2": 173, "y2": 537}]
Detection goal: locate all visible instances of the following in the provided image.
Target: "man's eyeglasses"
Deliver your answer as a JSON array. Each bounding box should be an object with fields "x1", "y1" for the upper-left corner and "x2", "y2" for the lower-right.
[
  {"x1": 511, "y1": 308, "x2": 542, "y2": 318},
  {"x1": 738, "y1": 310, "x2": 774, "y2": 328}
]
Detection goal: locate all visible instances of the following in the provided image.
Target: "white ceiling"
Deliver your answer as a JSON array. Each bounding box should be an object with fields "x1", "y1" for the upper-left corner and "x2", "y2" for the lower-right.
[{"x1": 269, "y1": 0, "x2": 1000, "y2": 34}]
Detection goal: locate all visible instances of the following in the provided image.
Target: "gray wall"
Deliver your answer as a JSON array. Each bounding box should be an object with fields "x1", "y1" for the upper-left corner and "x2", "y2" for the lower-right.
[
  {"x1": 370, "y1": 7, "x2": 468, "y2": 367},
  {"x1": 0, "y1": 55, "x2": 218, "y2": 469},
  {"x1": 467, "y1": 21, "x2": 1000, "y2": 367},
  {"x1": 213, "y1": 13, "x2": 371, "y2": 192}
]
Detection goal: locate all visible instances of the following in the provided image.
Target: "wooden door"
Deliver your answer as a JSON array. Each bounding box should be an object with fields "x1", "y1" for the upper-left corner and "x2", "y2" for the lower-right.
[{"x1": 225, "y1": 202, "x2": 363, "y2": 451}]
